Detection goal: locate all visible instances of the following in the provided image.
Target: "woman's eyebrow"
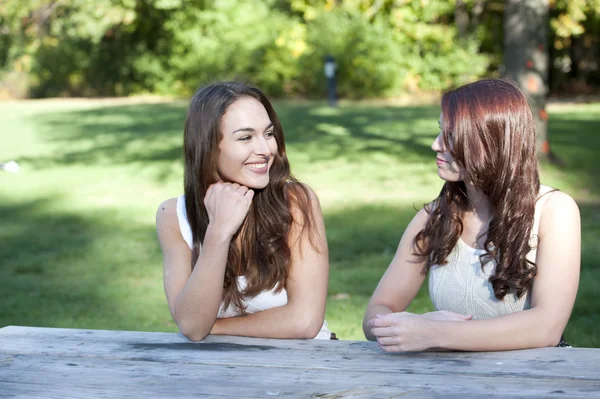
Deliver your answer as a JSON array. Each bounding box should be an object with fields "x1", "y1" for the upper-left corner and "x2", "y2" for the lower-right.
[
  {"x1": 232, "y1": 122, "x2": 274, "y2": 134},
  {"x1": 232, "y1": 127, "x2": 255, "y2": 134}
]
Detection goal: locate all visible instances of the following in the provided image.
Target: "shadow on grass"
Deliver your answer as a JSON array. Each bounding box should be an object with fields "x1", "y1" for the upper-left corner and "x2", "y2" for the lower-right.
[
  {"x1": 19, "y1": 102, "x2": 440, "y2": 181},
  {"x1": 323, "y1": 203, "x2": 431, "y2": 340},
  {"x1": 0, "y1": 195, "x2": 166, "y2": 331},
  {"x1": 19, "y1": 102, "x2": 187, "y2": 182},
  {"x1": 14, "y1": 101, "x2": 600, "y2": 194},
  {"x1": 277, "y1": 103, "x2": 440, "y2": 163},
  {"x1": 569, "y1": 201, "x2": 600, "y2": 347},
  {"x1": 548, "y1": 115, "x2": 600, "y2": 196},
  {"x1": 0, "y1": 195, "x2": 112, "y2": 328}
]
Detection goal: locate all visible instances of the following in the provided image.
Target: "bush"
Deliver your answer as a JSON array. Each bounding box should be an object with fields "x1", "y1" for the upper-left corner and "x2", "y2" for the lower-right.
[
  {"x1": 298, "y1": 9, "x2": 404, "y2": 99},
  {"x1": 0, "y1": 0, "x2": 489, "y2": 99}
]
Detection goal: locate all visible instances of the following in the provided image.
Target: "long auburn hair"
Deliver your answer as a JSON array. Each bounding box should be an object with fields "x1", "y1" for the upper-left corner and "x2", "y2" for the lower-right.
[
  {"x1": 414, "y1": 79, "x2": 540, "y2": 300},
  {"x1": 183, "y1": 81, "x2": 316, "y2": 312}
]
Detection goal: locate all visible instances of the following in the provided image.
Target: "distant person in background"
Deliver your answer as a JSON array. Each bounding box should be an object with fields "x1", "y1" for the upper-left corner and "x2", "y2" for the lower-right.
[
  {"x1": 363, "y1": 79, "x2": 580, "y2": 351},
  {"x1": 156, "y1": 82, "x2": 334, "y2": 341}
]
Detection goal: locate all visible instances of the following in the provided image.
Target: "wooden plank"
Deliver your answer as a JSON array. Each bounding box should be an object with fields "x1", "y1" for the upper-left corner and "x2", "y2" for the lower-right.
[
  {"x1": 1, "y1": 326, "x2": 599, "y2": 382},
  {"x1": 1, "y1": 353, "x2": 598, "y2": 398}
]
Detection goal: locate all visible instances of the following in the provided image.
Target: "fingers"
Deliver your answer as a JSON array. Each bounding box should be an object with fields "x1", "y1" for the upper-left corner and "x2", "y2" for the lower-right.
[
  {"x1": 369, "y1": 326, "x2": 395, "y2": 337},
  {"x1": 376, "y1": 336, "x2": 400, "y2": 346},
  {"x1": 220, "y1": 182, "x2": 252, "y2": 196},
  {"x1": 369, "y1": 324, "x2": 402, "y2": 348},
  {"x1": 207, "y1": 182, "x2": 251, "y2": 196},
  {"x1": 205, "y1": 184, "x2": 215, "y2": 199},
  {"x1": 377, "y1": 343, "x2": 402, "y2": 353},
  {"x1": 367, "y1": 315, "x2": 393, "y2": 328}
]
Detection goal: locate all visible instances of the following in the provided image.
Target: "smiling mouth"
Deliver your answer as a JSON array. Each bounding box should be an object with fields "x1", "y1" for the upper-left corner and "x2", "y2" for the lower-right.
[
  {"x1": 246, "y1": 162, "x2": 267, "y2": 169},
  {"x1": 436, "y1": 158, "x2": 448, "y2": 163}
]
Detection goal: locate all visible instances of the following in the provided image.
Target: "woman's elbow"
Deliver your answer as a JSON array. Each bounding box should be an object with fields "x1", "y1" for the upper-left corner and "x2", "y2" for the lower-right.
[
  {"x1": 176, "y1": 318, "x2": 211, "y2": 342},
  {"x1": 362, "y1": 322, "x2": 376, "y2": 341},
  {"x1": 294, "y1": 313, "x2": 324, "y2": 339},
  {"x1": 179, "y1": 327, "x2": 209, "y2": 342},
  {"x1": 542, "y1": 328, "x2": 564, "y2": 348},
  {"x1": 534, "y1": 318, "x2": 566, "y2": 348}
]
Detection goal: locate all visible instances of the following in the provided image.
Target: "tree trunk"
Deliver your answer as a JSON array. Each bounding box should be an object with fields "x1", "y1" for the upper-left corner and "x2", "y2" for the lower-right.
[
  {"x1": 455, "y1": 0, "x2": 469, "y2": 39},
  {"x1": 503, "y1": 0, "x2": 553, "y2": 159}
]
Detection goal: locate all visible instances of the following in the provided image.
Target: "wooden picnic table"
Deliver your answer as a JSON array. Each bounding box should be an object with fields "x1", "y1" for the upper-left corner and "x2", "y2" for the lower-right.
[{"x1": 1, "y1": 325, "x2": 599, "y2": 398}]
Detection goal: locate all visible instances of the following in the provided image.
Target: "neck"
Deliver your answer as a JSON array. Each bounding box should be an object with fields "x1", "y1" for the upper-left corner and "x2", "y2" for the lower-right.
[{"x1": 464, "y1": 180, "x2": 492, "y2": 218}]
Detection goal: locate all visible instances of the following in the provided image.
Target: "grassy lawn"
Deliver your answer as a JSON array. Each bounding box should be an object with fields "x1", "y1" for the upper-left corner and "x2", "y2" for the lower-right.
[{"x1": 1, "y1": 98, "x2": 598, "y2": 346}]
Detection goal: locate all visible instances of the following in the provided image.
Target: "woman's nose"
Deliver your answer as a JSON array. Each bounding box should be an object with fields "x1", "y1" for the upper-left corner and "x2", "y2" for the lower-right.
[
  {"x1": 431, "y1": 132, "x2": 444, "y2": 152},
  {"x1": 254, "y1": 136, "x2": 270, "y2": 155}
]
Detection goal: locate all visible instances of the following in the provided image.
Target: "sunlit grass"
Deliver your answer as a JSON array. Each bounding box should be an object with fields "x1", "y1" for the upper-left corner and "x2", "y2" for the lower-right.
[{"x1": 1, "y1": 99, "x2": 598, "y2": 346}]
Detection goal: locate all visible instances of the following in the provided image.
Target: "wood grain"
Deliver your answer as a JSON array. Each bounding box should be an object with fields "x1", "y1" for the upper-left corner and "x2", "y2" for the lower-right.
[{"x1": 1, "y1": 326, "x2": 598, "y2": 398}]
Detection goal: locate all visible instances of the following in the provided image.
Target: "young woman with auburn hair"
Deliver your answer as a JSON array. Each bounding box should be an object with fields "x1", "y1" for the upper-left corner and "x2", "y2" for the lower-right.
[
  {"x1": 363, "y1": 79, "x2": 580, "y2": 351},
  {"x1": 157, "y1": 82, "x2": 333, "y2": 341}
]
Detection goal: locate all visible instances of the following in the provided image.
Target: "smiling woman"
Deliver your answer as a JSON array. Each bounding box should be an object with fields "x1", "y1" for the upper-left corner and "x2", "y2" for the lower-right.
[
  {"x1": 156, "y1": 82, "x2": 333, "y2": 342},
  {"x1": 216, "y1": 97, "x2": 277, "y2": 189}
]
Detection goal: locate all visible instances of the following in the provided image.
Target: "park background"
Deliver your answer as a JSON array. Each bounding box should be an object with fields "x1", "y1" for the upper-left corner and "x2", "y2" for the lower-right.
[{"x1": 1, "y1": 0, "x2": 599, "y2": 346}]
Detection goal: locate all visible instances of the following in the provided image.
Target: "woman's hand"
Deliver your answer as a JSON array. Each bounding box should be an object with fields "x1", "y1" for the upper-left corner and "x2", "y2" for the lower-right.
[
  {"x1": 367, "y1": 311, "x2": 469, "y2": 352},
  {"x1": 367, "y1": 312, "x2": 434, "y2": 352},
  {"x1": 204, "y1": 182, "x2": 254, "y2": 239}
]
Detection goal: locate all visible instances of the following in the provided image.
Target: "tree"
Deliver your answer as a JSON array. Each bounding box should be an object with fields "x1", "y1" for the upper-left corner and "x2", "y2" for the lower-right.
[{"x1": 503, "y1": 0, "x2": 554, "y2": 160}]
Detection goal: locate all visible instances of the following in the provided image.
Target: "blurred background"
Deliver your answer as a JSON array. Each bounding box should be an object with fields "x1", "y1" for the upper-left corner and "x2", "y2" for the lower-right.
[{"x1": 1, "y1": 0, "x2": 599, "y2": 345}]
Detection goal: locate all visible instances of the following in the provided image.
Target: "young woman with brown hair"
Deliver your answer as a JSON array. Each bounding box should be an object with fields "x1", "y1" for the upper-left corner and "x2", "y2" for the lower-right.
[
  {"x1": 156, "y1": 82, "x2": 332, "y2": 341},
  {"x1": 363, "y1": 79, "x2": 580, "y2": 351}
]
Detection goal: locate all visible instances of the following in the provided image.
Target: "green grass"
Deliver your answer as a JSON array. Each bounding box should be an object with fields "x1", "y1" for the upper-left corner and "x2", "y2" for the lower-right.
[{"x1": 1, "y1": 98, "x2": 599, "y2": 346}]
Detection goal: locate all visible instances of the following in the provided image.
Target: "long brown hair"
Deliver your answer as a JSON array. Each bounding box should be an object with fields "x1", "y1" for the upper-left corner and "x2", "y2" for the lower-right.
[
  {"x1": 414, "y1": 79, "x2": 540, "y2": 300},
  {"x1": 183, "y1": 81, "x2": 315, "y2": 312}
]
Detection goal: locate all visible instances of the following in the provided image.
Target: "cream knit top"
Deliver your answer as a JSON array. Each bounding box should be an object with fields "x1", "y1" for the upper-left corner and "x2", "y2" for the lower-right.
[{"x1": 428, "y1": 185, "x2": 554, "y2": 319}]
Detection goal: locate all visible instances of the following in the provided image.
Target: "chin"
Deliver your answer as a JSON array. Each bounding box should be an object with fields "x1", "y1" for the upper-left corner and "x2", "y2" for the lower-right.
[
  {"x1": 437, "y1": 172, "x2": 458, "y2": 182},
  {"x1": 243, "y1": 178, "x2": 270, "y2": 190}
]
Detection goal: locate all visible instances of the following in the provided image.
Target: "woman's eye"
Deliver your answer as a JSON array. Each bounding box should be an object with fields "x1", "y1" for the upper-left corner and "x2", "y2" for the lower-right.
[
  {"x1": 265, "y1": 130, "x2": 275, "y2": 137},
  {"x1": 239, "y1": 136, "x2": 251, "y2": 141}
]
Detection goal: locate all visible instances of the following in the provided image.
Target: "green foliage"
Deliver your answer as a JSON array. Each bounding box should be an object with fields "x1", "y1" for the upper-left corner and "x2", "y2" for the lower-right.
[
  {"x1": 0, "y1": 0, "x2": 177, "y2": 97},
  {"x1": 1, "y1": 0, "x2": 597, "y2": 98},
  {"x1": 296, "y1": 2, "x2": 487, "y2": 98},
  {"x1": 386, "y1": 1, "x2": 488, "y2": 91},
  {"x1": 298, "y1": 9, "x2": 404, "y2": 98},
  {"x1": 551, "y1": 0, "x2": 600, "y2": 38},
  {"x1": 549, "y1": 0, "x2": 600, "y2": 91},
  {"x1": 0, "y1": 0, "x2": 490, "y2": 98},
  {"x1": 161, "y1": 1, "x2": 300, "y2": 96}
]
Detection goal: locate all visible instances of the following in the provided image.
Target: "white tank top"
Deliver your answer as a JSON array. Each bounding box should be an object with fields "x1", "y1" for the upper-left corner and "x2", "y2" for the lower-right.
[
  {"x1": 176, "y1": 196, "x2": 332, "y2": 338},
  {"x1": 428, "y1": 185, "x2": 554, "y2": 319}
]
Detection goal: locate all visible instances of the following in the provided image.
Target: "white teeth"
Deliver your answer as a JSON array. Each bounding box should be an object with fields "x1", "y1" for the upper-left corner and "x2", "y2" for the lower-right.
[{"x1": 247, "y1": 163, "x2": 267, "y2": 169}]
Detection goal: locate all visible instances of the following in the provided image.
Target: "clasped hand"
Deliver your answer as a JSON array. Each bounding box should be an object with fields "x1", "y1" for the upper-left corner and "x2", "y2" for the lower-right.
[
  {"x1": 204, "y1": 182, "x2": 254, "y2": 239},
  {"x1": 367, "y1": 310, "x2": 472, "y2": 352}
]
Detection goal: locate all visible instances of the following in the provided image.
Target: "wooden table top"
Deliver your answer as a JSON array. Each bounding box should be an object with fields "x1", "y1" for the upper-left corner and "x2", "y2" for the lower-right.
[{"x1": 1, "y1": 325, "x2": 599, "y2": 398}]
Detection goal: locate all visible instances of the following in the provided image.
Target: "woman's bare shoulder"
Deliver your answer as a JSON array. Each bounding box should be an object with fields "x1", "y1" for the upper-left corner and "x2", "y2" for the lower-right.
[
  {"x1": 542, "y1": 190, "x2": 579, "y2": 216},
  {"x1": 539, "y1": 190, "x2": 580, "y2": 235},
  {"x1": 156, "y1": 197, "x2": 180, "y2": 233}
]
